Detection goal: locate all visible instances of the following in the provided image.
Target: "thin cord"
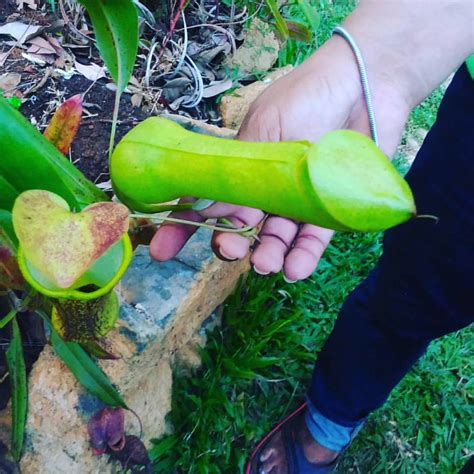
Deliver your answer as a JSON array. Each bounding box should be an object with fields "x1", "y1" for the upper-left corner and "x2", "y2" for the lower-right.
[{"x1": 332, "y1": 26, "x2": 379, "y2": 146}]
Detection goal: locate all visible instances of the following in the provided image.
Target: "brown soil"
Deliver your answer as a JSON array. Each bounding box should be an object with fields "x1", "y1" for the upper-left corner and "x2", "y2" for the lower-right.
[{"x1": 20, "y1": 75, "x2": 148, "y2": 183}]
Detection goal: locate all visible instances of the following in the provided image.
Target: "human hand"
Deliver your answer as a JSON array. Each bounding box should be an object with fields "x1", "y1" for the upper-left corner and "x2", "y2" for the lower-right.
[{"x1": 150, "y1": 36, "x2": 411, "y2": 281}]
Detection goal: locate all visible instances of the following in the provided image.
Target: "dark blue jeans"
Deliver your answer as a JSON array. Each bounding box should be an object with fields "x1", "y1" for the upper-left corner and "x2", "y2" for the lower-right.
[{"x1": 308, "y1": 64, "x2": 474, "y2": 429}]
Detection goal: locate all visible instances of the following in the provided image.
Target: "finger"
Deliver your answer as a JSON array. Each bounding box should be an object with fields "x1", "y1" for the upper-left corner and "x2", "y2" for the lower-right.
[
  {"x1": 250, "y1": 216, "x2": 299, "y2": 275},
  {"x1": 283, "y1": 225, "x2": 334, "y2": 282},
  {"x1": 150, "y1": 208, "x2": 204, "y2": 261},
  {"x1": 211, "y1": 207, "x2": 265, "y2": 261},
  {"x1": 199, "y1": 202, "x2": 243, "y2": 219}
]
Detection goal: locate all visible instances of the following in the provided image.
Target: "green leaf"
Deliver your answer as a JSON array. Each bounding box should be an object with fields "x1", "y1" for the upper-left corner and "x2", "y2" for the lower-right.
[
  {"x1": 265, "y1": 0, "x2": 289, "y2": 39},
  {"x1": 7, "y1": 97, "x2": 22, "y2": 110},
  {"x1": 0, "y1": 309, "x2": 17, "y2": 330},
  {"x1": 78, "y1": 0, "x2": 138, "y2": 93},
  {"x1": 0, "y1": 97, "x2": 106, "y2": 212},
  {"x1": 6, "y1": 318, "x2": 27, "y2": 461},
  {"x1": 41, "y1": 314, "x2": 127, "y2": 408},
  {"x1": 0, "y1": 175, "x2": 21, "y2": 212},
  {"x1": 296, "y1": 0, "x2": 320, "y2": 32}
]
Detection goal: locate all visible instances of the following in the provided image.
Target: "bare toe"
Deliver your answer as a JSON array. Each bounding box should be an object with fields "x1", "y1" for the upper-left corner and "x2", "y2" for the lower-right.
[{"x1": 259, "y1": 431, "x2": 288, "y2": 474}]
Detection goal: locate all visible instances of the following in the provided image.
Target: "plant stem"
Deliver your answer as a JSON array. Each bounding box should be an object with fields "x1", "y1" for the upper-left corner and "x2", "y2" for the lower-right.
[
  {"x1": 129, "y1": 213, "x2": 258, "y2": 237},
  {"x1": 108, "y1": 91, "x2": 122, "y2": 161}
]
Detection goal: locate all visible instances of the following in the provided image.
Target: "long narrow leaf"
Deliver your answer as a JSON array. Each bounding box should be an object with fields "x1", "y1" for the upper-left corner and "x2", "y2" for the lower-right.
[
  {"x1": 265, "y1": 0, "x2": 289, "y2": 39},
  {"x1": 38, "y1": 313, "x2": 127, "y2": 408},
  {"x1": 6, "y1": 318, "x2": 27, "y2": 461},
  {"x1": 78, "y1": 0, "x2": 138, "y2": 93},
  {"x1": 0, "y1": 309, "x2": 17, "y2": 329},
  {"x1": 51, "y1": 330, "x2": 127, "y2": 408},
  {"x1": 296, "y1": 0, "x2": 320, "y2": 31}
]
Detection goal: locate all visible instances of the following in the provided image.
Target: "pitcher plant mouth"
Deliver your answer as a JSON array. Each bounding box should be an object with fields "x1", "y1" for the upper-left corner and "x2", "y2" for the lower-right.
[{"x1": 17, "y1": 234, "x2": 133, "y2": 301}]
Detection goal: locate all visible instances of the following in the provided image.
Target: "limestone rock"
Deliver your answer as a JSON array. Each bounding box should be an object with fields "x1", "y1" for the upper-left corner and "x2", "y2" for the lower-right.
[
  {"x1": 219, "y1": 66, "x2": 293, "y2": 130},
  {"x1": 227, "y1": 18, "x2": 281, "y2": 77}
]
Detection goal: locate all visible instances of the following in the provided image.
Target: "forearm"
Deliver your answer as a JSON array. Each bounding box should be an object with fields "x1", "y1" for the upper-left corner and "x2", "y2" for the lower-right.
[{"x1": 340, "y1": 0, "x2": 473, "y2": 109}]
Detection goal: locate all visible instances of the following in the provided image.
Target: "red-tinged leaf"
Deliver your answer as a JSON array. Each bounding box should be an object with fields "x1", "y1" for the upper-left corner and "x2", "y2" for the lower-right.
[
  {"x1": 88, "y1": 408, "x2": 125, "y2": 455},
  {"x1": 0, "y1": 210, "x2": 24, "y2": 290},
  {"x1": 286, "y1": 20, "x2": 312, "y2": 43},
  {"x1": 43, "y1": 94, "x2": 83, "y2": 155}
]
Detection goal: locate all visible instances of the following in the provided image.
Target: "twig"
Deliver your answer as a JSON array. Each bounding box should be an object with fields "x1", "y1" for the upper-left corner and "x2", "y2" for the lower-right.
[
  {"x1": 59, "y1": 0, "x2": 95, "y2": 44},
  {"x1": 154, "y1": 0, "x2": 187, "y2": 66}
]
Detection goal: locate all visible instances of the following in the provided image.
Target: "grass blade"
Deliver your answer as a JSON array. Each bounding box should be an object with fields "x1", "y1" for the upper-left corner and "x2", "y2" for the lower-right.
[{"x1": 6, "y1": 318, "x2": 27, "y2": 461}]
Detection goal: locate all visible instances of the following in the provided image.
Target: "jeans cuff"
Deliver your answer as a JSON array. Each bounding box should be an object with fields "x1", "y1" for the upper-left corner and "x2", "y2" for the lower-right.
[{"x1": 304, "y1": 397, "x2": 365, "y2": 452}]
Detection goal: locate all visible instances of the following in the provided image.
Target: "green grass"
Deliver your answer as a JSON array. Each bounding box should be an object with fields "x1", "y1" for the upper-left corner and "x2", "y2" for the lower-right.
[
  {"x1": 151, "y1": 231, "x2": 473, "y2": 472},
  {"x1": 150, "y1": 1, "x2": 473, "y2": 472}
]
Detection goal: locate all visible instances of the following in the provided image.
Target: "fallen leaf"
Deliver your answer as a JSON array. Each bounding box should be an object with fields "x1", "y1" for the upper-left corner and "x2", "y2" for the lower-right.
[
  {"x1": 44, "y1": 94, "x2": 83, "y2": 155},
  {"x1": 12, "y1": 190, "x2": 130, "y2": 289},
  {"x1": 0, "y1": 52, "x2": 9, "y2": 67},
  {"x1": 27, "y1": 36, "x2": 58, "y2": 55},
  {"x1": 131, "y1": 93, "x2": 143, "y2": 107},
  {"x1": 75, "y1": 61, "x2": 106, "y2": 81},
  {"x1": 0, "y1": 73, "x2": 22, "y2": 96},
  {"x1": 0, "y1": 21, "x2": 42, "y2": 44},
  {"x1": 202, "y1": 78, "x2": 233, "y2": 98},
  {"x1": 96, "y1": 180, "x2": 112, "y2": 190},
  {"x1": 17, "y1": 0, "x2": 38, "y2": 10}
]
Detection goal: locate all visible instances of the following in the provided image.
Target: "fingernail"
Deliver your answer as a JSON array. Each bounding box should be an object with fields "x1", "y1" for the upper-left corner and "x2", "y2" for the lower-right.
[
  {"x1": 283, "y1": 274, "x2": 297, "y2": 284},
  {"x1": 253, "y1": 266, "x2": 270, "y2": 276},
  {"x1": 216, "y1": 248, "x2": 238, "y2": 262}
]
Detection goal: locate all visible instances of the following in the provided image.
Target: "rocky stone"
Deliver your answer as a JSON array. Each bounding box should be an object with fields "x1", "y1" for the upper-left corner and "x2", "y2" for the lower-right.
[
  {"x1": 219, "y1": 66, "x2": 293, "y2": 130},
  {"x1": 227, "y1": 18, "x2": 281, "y2": 77}
]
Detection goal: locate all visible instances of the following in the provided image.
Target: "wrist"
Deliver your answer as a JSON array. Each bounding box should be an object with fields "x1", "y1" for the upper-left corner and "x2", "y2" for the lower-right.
[{"x1": 305, "y1": 34, "x2": 411, "y2": 156}]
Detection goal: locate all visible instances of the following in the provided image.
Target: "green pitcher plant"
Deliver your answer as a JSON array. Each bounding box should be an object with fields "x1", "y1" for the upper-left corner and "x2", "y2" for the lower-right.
[{"x1": 111, "y1": 117, "x2": 416, "y2": 232}]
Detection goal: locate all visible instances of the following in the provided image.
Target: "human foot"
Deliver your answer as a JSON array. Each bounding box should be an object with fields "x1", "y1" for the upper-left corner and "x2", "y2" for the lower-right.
[{"x1": 252, "y1": 409, "x2": 339, "y2": 474}]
